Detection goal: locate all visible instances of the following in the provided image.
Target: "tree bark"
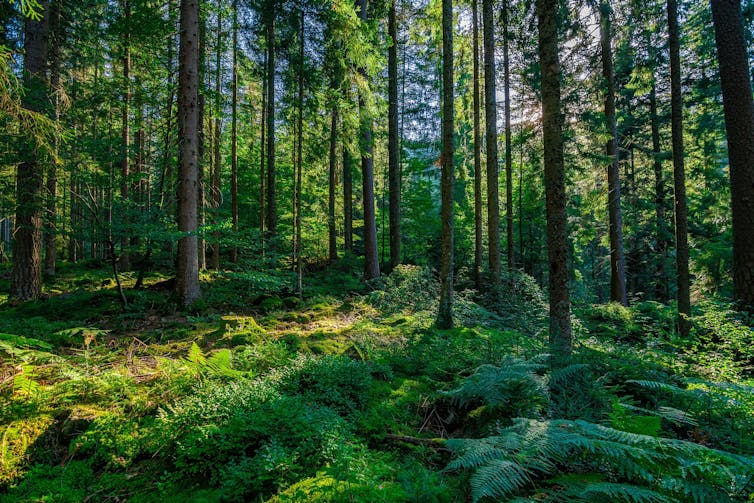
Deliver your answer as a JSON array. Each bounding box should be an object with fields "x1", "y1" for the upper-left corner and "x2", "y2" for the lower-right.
[
  {"x1": 44, "y1": 0, "x2": 63, "y2": 277},
  {"x1": 472, "y1": 0, "x2": 482, "y2": 289},
  {"x1": 600, "y1": 1, "x2": 627, "y2": 306},
  {"x1": 11, "y1": 4, "x2": 49, "y2": 302},
  {"x1": 482, "y1": 0, "x2": 500, "y2": 282},
  {"x1": 537, "y1": 0, "x2": 571, "y2": 364},
  {"x1": 119, "y1": 0, "x2": 131, "y2": 271},
  {"x1": 388, "y1": 0, "x2": 401, "y2": 272},
  {"x1": 502, "y1": 0, "x2": 514, "y2": 274},
  {"x1": 358, "y1": 0, "x2": 380, "y2": 281},
  {"x1": 175, "y1": 0, "x2": 202, "y2": 306},
  {"x1": 667, "y1": 0, "x2": 690, "y2": 335},
  {"x1": 210, "y1": 3, "x2": 222, "y2": 271},
  {"x1": 230, "y1": 0, "x2": 238, "y2": 262},
  {"x1": 649, "y1": 71, "x2": 668, "y2": 301},
  {"x1": 265, "y1": 7, "x2": 276, "y2": 238},
  {"x1": 328, "y1": 103, "x2": 338, "y2": 262},
  {"x1": 436, "y1": 0, "x2": 454, "y2": 329},
  {"x1": 343, "y1": 144, "x2": 353, "y2": 253},
  {"x1": 710, "y1": 0, "x2": 754, "y2": 312},
  {"x1": 294, "y1": 7, "x2": 304, "y2": 296}
]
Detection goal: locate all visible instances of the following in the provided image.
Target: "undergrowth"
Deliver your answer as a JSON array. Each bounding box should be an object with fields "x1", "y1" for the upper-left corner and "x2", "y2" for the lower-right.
[{"x1": 0, "y1": 263, "x2": 752, "y2": 501}]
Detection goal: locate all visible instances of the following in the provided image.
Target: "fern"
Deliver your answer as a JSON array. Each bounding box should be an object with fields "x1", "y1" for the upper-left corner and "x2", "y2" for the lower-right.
[
  {"x1": 446, "y1": 418, "x2": 753, "y2": 502},
  {"x1": 444, "y1": 356, "x2": 548, "y2": 416},
  {"x1": 182, "y1": 343, "x2": 246, "y2": 379}
]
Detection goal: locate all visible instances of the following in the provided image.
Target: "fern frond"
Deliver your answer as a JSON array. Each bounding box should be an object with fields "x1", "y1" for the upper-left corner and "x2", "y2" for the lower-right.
[{"x1": 471, "y1": 458, "x2": 532, "y2": 500}]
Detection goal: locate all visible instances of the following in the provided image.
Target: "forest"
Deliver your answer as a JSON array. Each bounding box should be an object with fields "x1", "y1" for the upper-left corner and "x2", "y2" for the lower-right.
[{"x1": 1, "y1": 0, "x2": 754, "y2": 499}]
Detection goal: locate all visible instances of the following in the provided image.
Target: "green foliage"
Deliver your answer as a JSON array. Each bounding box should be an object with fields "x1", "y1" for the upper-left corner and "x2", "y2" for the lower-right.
[
  {"x1": 444, "y1": 358, "x2": 548, "y2": 418},
  {"x1": 446, "y1": 418, "x2": 753, "y2": 502}
]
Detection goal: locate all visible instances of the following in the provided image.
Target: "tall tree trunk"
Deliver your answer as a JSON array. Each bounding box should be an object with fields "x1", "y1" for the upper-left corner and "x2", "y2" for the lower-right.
[
  {"x1": 667, "y1": 0, "x2": 690, "y2": 336},
  {"x1": 537, "y1": 0, "x2": 571, "y2": 364},
  {"x1": 343, "y1": 144, "x2": 353, "y2": 253},
  {"x1": 388, "y1": 0, "x2": 400, "y2": 272},
  {"x1": 259, "y1": 56, "x2": 266, "y2": 240},
  {"x1": 502, "y1": 0, "x2": 514, "y2": 274},
  {"x1": 328, "y1": 102, "x2": 338, "y2": 262},
  {"x1": 265, "y1": 7, "x2": 276, "y2": 238},
  {"x1": 230, "y1": 0, "x2": 238, "y2": 262},
  {"x1": 44, "y1": 0, "x2": 62, "y2": 277},
  {"x1": 600, "y1": 1, "x2": 627, "y2": 306},
  {"x1": 482, "y1": 0, "x2": 500, "y2": 282},
  {"x1": 472, "y1": 0, "x2": 482, "y2": 289},
  {"x1": 198, "y1": 93, "x2": 206, "y2": 270},
  {"x1": 11, "y1": 3, "x2": 49, "y2": 302},
  {"x1": 175, "y1": 0, "x2": 202, "y2": 306},
  {"x1": 649, "y1": 71, "x2": 667, "y2": 301},
  {"x1": 358, "y1": 0, "x2": 380, "y2": 280},
  {"x1": 294, "y1": 7, "x2": 304, "y2": 296},
  {"x1": 210, "y1": 4, "x2": 222, "y2": 271},
  {"x1": 120, "y1": 0, "x2": 131, "y2": 271},
  {"x1": 436, "y1": 0, "x2": 454, "y2": 329},
  {"x1": 710, "y1": 0, "x2": 754, "y2": 312}
]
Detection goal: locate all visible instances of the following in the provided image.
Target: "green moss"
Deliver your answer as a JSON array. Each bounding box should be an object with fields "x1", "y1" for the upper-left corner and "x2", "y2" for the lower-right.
[{"x1": 0, "y1": 415, "x2": 56, "y2": 486}]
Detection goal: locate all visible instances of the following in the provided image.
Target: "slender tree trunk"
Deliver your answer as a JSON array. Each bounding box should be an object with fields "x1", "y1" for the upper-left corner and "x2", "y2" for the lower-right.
[
  {"x1": 11, "y1": 4, "x2": 48, "y2": 301},
  {"x1": 119, "y1": 0, "x2": 131, "y2": 271},
  {"x1": 358, "y1": 0, "x2": 380, "y2": 280},
  {"x1": 328, "y1": 103, "x2": 338, "y2": 262},
  {"x1": 343, "y1": 144, "x2": 353, "y2": 253},
  {"x1": 175, "y1": 0, "x2": 202, "y2": 306},
  {"x1": 230, "y1": 0, "x2": 238, "y2": 262},
  {"x1": 482, "y1": 0, "x2": 500, "y2": 282},
  {"x1": 294, "y1": 8, "x2": 304, "y2": 296},
  {"x1": 710, "y1": 0, "x2": 754, "y2": 312},
  {"x1": 537, "y1": 0, "x2": 571, "y2": 364},
  {"x1": 436, "y1": 0, "x2": 454, "y2": 329},
  {"x1": 649, "y1": 72, "x2": 667, "y2": 301},
  {"x1": 667, "y1": 0, "x2": 690, "y2": 335},
  {"x1": 265, "y1": 7, "x2": 276, "y2": 238},
  {"x1": 44, "y1": 0, "x2": 62, "y2": 277},
  {"x1": 210, "y1": 4, "x2": 222, "y2": 270},
  {"x1": 502, "y1": 0, "x2": 514, "y2": 274},
  {"x1": 600, "y1": 1, "x2": 627, "y2": 306},
  {"x1": 472, "y1": 0, "x2": 482, "y2": 289},
  {"x1": 259, "y1": 56, "x2": 266, "y2": 240},
  {"x1": 388, "y1": 0, "x2": 401, "y2": 272},
  {"x1": 198, "y1": 93, "x2": 206, "y2": 270}
]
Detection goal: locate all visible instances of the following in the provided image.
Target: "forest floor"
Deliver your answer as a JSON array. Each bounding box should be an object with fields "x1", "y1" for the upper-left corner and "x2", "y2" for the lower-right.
[{"x1": 0, "y1": 261, "x2": 753, "y2": 502}]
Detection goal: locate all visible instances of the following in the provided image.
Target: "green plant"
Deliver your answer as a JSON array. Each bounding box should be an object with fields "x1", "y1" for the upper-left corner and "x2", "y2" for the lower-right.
[{"x1": 446, "y1": 418, "x2": 753, "y2": 502}]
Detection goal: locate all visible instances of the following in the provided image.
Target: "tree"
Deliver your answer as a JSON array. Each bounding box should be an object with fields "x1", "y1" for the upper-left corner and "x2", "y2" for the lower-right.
[
  {"x1": 265, "y1": 2, "x2": 276, "y2": 238},
  {"x1": 388, "y1": 0, "x2": 400, "y2": 271},
  {"x1": 502, "y1": 0, "x2": 514, "y2": 274},
  {"x1": 472, "y1": 0, "x2": 482, "y2": 288},
  {"x1": 230, "y1": 0, "x2": 238, "y2": 263},
  {"x1": 482, "y1": 0, "x2": 500, "y2": 282},
  {"x1": 358, "y1": 0, "x2": 379, "y2": 280},
  {"x1": 537, "y1": 0, "x2": 571, "y2": 363},
  {"x1": 710, "y1": 0, "x2": 754, "y2": 312},
  {"x1": 599, "y1": 0, "x2": 627, "y2": 305},
  {"x1": 667, "y1": 0, "x2": 690, "y2": 335},
  {"x1": 175, "y1": 0, "x2": 201, "y2": 306},
  {"x1": 120, "y1": 0, "x2": 131, "y2": 271},
  {"x1": 436, "y1": 0, "x2": 453, "y2": 329},
  {"x1": 11, "y1": 0, "x2": 49, "y2": 301},
  {"x1": 43, "y1": 0, "x2": 63, "y2": 277}
]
